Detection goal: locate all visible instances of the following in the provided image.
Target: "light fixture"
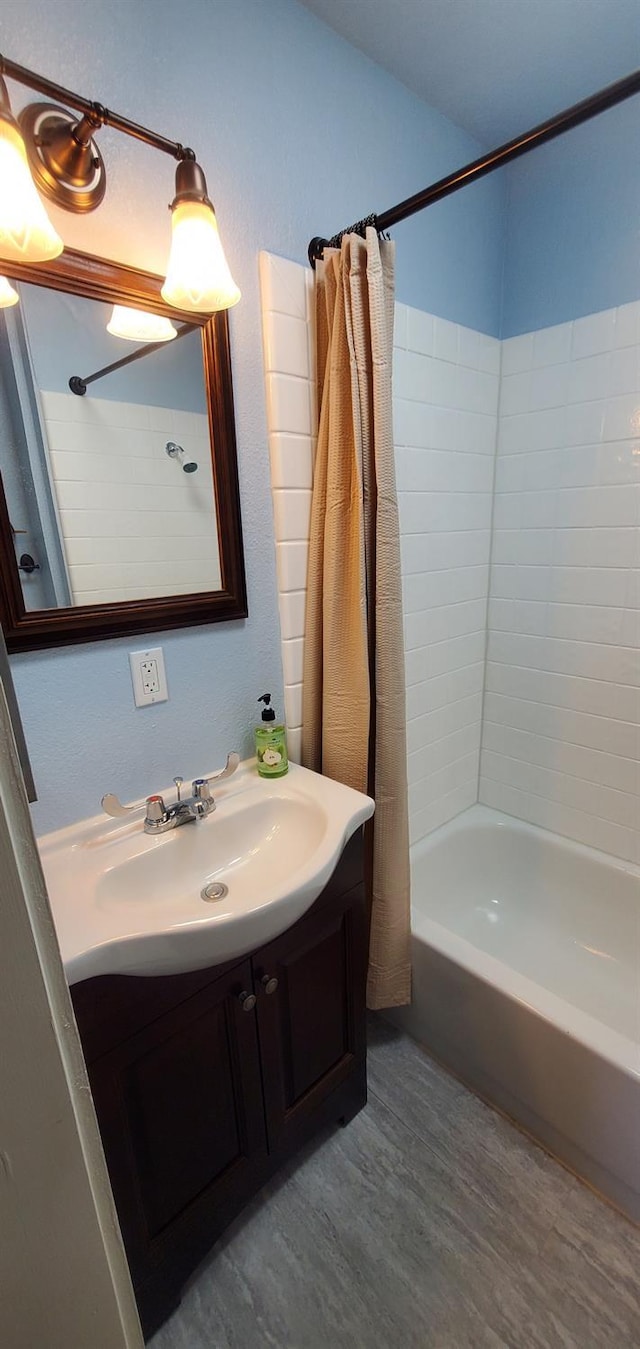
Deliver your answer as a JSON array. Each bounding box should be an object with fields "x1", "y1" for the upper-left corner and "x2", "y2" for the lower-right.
[
  {"x1": 19, "y1": 100, "x2": 105, "y2": 213},
  {"x1": 0, "y1": 275, "x2": 19, "y2": 307},
  {"x1": 0, "y1": 56, "x2": 240, "y2": 315},
  {"x1": 0, "y1": 76, "x2": 63, "y2": 262},
  {"x1": 107, "y1": 304, "x2": 177, "y2": 343},
  {"x1": 161, "y1": 159, "x2": 240, "y2": 313}
]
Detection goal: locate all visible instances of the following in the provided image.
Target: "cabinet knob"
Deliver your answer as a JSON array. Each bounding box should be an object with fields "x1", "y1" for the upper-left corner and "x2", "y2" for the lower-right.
[
  {"x1": 261, "y1": 975, "x2": 279, "y2": 995},
  {"x1": 238, "y1": 991, "x2": 257, "y2": 1012}
]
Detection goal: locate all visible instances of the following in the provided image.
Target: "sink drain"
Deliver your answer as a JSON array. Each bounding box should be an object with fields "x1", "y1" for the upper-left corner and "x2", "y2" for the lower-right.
[{"x1": 201, "y1": 880, "x2": 229, "y2": 903}]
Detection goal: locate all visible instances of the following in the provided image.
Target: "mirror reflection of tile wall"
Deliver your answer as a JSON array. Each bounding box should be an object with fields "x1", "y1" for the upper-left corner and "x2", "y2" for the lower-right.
[
  {"x1": 1, "y1": 281, "x2": 221, "y2": 610},
  {"x1": 40, "y1": 391, "x2": 220, "y2": 605}
]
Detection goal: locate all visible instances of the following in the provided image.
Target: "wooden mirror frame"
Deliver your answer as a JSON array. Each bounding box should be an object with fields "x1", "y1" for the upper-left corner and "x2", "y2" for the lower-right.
[{"x1": 0, "y1": 248, "x2": 247, "y2": 652}]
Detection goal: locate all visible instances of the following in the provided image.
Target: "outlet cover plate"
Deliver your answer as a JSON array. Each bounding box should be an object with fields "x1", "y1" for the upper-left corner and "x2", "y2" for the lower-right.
[{"x1": 129, "y1": 647, "x2": 168, "y2": 708}]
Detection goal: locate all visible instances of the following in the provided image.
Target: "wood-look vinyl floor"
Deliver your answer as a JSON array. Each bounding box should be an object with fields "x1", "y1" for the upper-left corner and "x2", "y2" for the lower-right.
[{"x1": 150, "y1": 1015, "x2": 640, "y2": 1348}]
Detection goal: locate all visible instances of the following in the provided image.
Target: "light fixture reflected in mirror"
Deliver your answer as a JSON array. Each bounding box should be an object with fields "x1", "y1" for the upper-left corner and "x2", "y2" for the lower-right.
[
  {"x1": 107, "y1": 304, "x2": 177, "y2": 342},
  {"x1": 0, "y1": 274, "x2": 19, "y2": 307},
  {"x1": 0, "y1": 77, "x2": 63, "y2": 263},
  {"x1": 161, "y1": 159, "x2": 241, "y2": 313}
]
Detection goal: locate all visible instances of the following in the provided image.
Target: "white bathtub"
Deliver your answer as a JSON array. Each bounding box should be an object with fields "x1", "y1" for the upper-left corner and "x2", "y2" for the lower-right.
[{"x1": 388, "y1": 805, "x2": 640, "y2": 1222}]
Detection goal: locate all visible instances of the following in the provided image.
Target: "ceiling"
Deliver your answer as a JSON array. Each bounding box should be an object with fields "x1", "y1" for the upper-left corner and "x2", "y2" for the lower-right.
[{"x1": 299, "y1": 0, "x2": 640, "y2": 145}]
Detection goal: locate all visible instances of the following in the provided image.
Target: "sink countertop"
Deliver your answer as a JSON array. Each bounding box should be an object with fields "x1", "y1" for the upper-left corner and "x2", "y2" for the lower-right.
[{"x1": 38, "y1": 759, "x2": 374, "y2": 984}]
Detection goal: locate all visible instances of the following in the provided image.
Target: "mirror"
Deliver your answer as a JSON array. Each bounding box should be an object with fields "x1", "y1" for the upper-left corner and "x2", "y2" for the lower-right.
[{"x1": 0, "y1": 249, "x2": 246, "y2": 651}]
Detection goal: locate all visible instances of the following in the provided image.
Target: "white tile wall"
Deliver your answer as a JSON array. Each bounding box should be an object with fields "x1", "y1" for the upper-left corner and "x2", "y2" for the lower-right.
[
  {"x1": 480, "y1": 301, "x2": 640, "y2": 864},
  {"x1": 260, "y1": 253, "x2": 639, "y2": 864},
  {"x1": 394, "y1": 302, "x2": 500, "y2": 841},
  {"x1": 259, "y1": 254, "x2": 316, "y2": 766},
  {"x1": 259, "y1": 252, "x2": 500, "y2": 830},
  {"x1": 41, "y1": 392, "x2": 220, "y2": 604}
]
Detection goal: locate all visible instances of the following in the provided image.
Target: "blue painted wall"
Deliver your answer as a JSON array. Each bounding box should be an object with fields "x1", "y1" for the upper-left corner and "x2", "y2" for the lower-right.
[
  {"x1": 3, "y1": 0, "x2": 505, "y2": 832},
  {"x1": 501, "y1": 98, "x2": 640, "y2": 336}
]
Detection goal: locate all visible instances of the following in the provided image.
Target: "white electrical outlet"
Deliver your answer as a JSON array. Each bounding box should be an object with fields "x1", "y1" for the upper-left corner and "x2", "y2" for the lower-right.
[{"x1": 129, "y1": 647, "x2": 168, "y2": 707}]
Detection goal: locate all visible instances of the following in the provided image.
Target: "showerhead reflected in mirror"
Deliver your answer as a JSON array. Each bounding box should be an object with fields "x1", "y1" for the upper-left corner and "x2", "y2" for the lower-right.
[
  {"x1": 166, "y1": 441, "x2": 198, "y2": 474},
  {"x1": 0, "y1": 279, "x2": 221, "y2": 611}
]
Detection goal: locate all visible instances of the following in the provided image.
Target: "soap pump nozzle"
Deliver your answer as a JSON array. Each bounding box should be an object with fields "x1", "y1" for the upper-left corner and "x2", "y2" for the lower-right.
[{"x1": 258, "y1": 692, "x2": 276, "y2": 722}]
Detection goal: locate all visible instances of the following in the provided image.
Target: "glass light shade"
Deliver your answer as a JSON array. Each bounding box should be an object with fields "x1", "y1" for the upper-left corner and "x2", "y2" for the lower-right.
[
  {"x1": 107, "y1": 305, "x2": 178, "y2": 342},
  {"x1": 0, "y1": 117, "x2": 63, "y2": 263},
  {"x1": 0, "y1": 275, "x2": 19, "y2": 308},
  {"x1": 161, "y1": 201, "x2": 240, "y2": 313}
]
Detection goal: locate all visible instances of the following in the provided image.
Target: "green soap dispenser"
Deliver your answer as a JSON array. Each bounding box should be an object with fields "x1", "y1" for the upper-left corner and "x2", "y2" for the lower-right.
[{"x1": 255, "y1": 693, "x2": 288, "y2": 778}]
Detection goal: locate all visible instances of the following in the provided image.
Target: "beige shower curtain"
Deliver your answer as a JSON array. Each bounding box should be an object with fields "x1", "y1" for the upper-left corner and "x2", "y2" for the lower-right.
[{"x1": 301, "y1": 228, "x2": 411, "y2": 1009}]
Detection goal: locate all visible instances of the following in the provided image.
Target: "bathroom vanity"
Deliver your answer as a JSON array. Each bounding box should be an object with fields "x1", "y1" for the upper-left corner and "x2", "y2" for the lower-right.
[{"x1": 70, "y1": 831, "x2": 367, "y2": 1337}]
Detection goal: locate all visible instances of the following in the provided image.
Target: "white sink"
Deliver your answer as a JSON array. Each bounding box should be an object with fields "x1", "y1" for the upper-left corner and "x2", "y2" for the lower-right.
[{"x1": 38, "y1": 759, "x2": 374, "y2": 983}]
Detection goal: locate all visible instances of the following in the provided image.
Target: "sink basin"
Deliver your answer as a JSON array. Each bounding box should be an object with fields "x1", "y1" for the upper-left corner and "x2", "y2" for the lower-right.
[{"x1": 38, "y1": 759, "x2": 374, "y2": 983}]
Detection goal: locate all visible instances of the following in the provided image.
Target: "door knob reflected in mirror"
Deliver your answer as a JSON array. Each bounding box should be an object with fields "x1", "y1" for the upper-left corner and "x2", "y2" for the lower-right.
[{"x1": 18, "y1": 552, "x2": 40, "y2": 574}]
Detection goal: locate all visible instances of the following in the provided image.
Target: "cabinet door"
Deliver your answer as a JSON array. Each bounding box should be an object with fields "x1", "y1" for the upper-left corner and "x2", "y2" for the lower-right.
[
  {"x1": 86, "y1": 960, "x2": 267, "y2": 1331},
  {"x1": 254, "y1": 885, "x2": 367, "y2": 1159}
]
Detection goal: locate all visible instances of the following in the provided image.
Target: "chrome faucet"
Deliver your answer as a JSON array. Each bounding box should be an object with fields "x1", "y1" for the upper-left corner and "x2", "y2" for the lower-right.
[{"x1": 102, "y1": 753, "x2": 240, "y2": 835}]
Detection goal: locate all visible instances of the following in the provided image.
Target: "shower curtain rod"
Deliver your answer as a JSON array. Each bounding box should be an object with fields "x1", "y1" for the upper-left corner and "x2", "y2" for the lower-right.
[
  {"x1": 308, "y1": 68, "x2": 640, "y2": 266},
  {"x1": 68, "y1": 322, "x2": 196, "y2": 396}
]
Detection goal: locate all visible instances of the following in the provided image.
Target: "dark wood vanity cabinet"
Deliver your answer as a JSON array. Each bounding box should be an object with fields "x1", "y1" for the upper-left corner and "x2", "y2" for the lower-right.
[
  {"x1": 82, "y1": 960, "x2": 269, "y2": 1332},
  {"x1": 255, "y1": 886, "x2": 367, "y2": 1159},
  {"x1": 70, "y1": 835, "x2": 367, "y2": 1338}
]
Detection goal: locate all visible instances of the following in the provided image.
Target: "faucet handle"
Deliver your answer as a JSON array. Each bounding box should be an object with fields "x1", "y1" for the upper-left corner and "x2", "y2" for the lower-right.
[
  {"x1": 192, "y1": 778, "x2": 215, "y2": 819},
  {"x1": 102, "y1": 792, "x2": 141, "y2": 819},
  {"x1": 101, "y1": 792, "x2": 167, "y2": 821},
  {"x1": 191, "y1": 754, "x2": 239, "y2": 808},
  {"x1": 145, "y1": 794, "x2": 168, "y2": 823},
  {"x1": 207, "y1": 752, "x2": 240, "y2": 784}
]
